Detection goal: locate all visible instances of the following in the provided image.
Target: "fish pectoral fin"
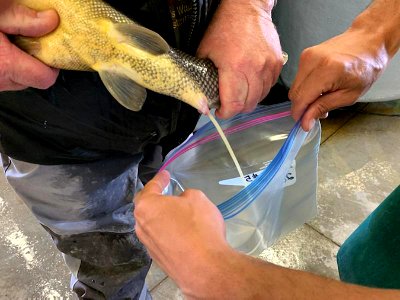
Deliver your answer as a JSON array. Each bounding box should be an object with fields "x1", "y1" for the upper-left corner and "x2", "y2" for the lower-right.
[
  {"x1": 99, "y1": 69, "x2": 147, "y2": 111},
  {"x1": 112, "y1": 23, "x2": 170, "y2": 55}
]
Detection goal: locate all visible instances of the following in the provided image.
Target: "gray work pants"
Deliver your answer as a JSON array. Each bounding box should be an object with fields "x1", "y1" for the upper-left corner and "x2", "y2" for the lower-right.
[{"x1": 1, "y1": 153, "x2": 158, "y2": 299}]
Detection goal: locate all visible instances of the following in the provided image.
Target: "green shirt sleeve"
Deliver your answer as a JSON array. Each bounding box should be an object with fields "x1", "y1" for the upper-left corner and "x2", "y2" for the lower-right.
[{"x1": 338, "y1": 185, "x2": 400, "y2": 289}]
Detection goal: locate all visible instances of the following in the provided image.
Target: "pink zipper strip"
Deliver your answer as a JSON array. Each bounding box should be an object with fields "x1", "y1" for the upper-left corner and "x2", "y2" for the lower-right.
[{"x1": 160, "y1": 110, "x2": 291, "y2": 171}]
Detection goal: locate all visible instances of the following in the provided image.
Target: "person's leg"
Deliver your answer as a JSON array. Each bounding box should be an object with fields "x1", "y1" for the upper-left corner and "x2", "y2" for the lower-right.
[{"x1": 1, "y1": 154, "x2": 151, "y2": 299}]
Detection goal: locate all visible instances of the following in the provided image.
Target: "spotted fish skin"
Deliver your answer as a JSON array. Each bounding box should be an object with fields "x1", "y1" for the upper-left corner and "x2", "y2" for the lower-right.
[
  {"x1": 15, "y1": 0, "x2": 220, "y2": 112},
  {"x1": 168, "y1": 49, "x2": 220, "y2": 109}
]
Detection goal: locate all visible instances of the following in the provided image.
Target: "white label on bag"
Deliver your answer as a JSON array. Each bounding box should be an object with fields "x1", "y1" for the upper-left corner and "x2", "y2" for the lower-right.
[{"x1": 218, "y1": 160, "x2": 296, "y2": 187}]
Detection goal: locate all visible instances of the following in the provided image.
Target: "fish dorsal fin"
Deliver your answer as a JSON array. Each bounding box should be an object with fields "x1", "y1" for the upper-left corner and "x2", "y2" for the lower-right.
[
  {"x1": 112, "y1": 23, "x2": 170, "y2": 55},
  {"x1": 98, "y1": 69, "x2": 147, "y2": 111}
]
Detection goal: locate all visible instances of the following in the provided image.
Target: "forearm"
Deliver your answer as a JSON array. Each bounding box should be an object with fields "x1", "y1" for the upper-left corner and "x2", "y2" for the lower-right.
[
  {"x1": 188, "y1": 250, "x2": 400, "y2": 299},
  {"x1": 242, "y1": 256, "x2": 400, "y2": 299},
  {"x1": 350, "y1": 0, "x2": 400, "y2": 57}
]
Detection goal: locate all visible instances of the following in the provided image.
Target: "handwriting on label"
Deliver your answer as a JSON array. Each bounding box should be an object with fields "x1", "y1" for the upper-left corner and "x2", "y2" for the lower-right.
[{"x1": 218, "y1": 160, "x2": 296, "y2": 187}]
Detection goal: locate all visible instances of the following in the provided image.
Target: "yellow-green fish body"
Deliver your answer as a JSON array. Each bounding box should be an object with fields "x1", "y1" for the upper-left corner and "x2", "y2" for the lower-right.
[{"x1": 16, "y1": 0, "x2": 220, "y2": 112}]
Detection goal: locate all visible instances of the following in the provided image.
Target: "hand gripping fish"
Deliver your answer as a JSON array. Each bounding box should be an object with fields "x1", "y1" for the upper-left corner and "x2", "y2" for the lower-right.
[{"x1": 15, "y1": 0, "x2": 220, "y2": 113}]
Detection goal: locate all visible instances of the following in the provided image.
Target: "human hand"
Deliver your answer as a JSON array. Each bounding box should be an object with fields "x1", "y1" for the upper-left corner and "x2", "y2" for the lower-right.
[
  {"x1": 289, "y1": 28, "x2": 390, "y2": 131},
  {"x1": 134, "y1": 171, "x2": 233, "y2": 295},
  {"x1": 0, "y1": 2, "x2": 59, "y2": 91},
  {"x1": 197, "y1": 0, "x2": 283, "y2": 119}
]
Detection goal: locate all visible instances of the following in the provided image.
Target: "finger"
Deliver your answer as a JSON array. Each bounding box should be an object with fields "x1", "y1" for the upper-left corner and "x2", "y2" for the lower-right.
[
  {"x1": 289, "y1": 66, "x2": 336, "y2": 121},
  {"x1": 321, "y1": 112, "x2": 329, "y2": 119},
  {"x1": 291, "y1": 48, "x2": 318, "y2": 96},
  {"x1": 259, "y1": 70, "x2": 276, "y2": 103},
  {"x1": 9, "y1": 42, "x2": 59, "y2": 89},
  {"x1": 0, "y1": 4, "x2": 59, "y2": 37},
  {"x1": 242, "y1": 74, "x2": 264, "y2": 113},
  {"x1": 1, "y1": 82, "x2": 27, "y2": 91},
  {"x1": 290, "y1": 48, "x2": 320, "y2": 92},
  {"x1": 140, "y1": 170, "x2": 171, "y2": 198},
  {"x1": 216, "y1": 70, "x2": 248, "y2": 119},
  {"x1": 301, "y1": 90, "x2": 355, "y2": 131},
  {"x1": 289, "y1": 50, "x2": 323, "y2": 119},
  {"x1": 0, "y1": 1, "x2": 12, "y2": 12}
]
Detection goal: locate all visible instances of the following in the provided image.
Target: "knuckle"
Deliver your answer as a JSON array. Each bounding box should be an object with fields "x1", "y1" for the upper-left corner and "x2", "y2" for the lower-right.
[
  {"x1": 184, "y1": 189, "x2": 205, "y2": 199},
  {"x1": 300, "y1": 47, "x2": 314, "y2": 62},
  {"x1": 315, "y1": 102, "x2": 330, "y2": 117},
  {"x1": 183, "y1": 188, "x2": 197, "y2": 197},
  {"x1": 134, "y1": 225, "x2": 143, "y2": 239},
  {"x1": 39, "y1": 73, "x2": 57, "y2": 89},
  {"x1": 288, "y1": 87, "x2": 301, "y2": 102},
  {"x1": 232, "y1": 101, "x2": 246, "y2": 112},
  {"x1": 133, "y1": 203, "x2": 145, "y2": 219},
  {"x1": 223, "y1": 99, "x2": 245, "y2": 112}
]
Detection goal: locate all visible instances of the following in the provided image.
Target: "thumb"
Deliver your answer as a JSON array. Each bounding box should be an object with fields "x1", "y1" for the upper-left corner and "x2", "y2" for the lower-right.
[
  {"x1": 0, "y1": 4, "x2": 59, "y2": 37},
  {"x1": 142, "y1": 171, "x2": 171, "y2": 195},
  {"x1": 134, "y1": 171, "x2": 170, "y2": 206}
]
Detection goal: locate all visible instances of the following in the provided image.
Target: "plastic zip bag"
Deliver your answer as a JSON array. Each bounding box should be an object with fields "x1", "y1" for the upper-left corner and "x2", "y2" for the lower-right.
[{"x1": 161, "y1": 102, "x2": 321, "y2": 255}]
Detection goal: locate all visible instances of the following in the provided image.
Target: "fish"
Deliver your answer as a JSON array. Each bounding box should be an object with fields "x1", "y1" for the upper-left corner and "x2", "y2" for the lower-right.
[{"x1": 15, "y1": 0, "x2": 220, "y2": 113}]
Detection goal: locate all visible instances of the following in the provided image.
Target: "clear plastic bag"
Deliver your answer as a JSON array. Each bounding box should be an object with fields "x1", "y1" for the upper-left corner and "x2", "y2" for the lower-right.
[{"x1": 161, "y1": 102, "x2": 321, "y2": 255}]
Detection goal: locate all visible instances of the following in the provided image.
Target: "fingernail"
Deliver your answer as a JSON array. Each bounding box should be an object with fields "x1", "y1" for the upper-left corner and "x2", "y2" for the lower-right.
[{"x1": 37, "y1": 10, "x2": 52, "y2": 18}]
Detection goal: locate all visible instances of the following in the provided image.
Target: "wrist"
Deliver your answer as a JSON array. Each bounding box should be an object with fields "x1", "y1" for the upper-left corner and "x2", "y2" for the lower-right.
[
  {"x1": 179, "y1": 244, "x2": 246, "y2": 299},
  {"x1": 350, "y1": 2, "x2": 400, "y2": 58},
  {"x1": 180, "y1": 245, "x2": 276, "y2": 299}
]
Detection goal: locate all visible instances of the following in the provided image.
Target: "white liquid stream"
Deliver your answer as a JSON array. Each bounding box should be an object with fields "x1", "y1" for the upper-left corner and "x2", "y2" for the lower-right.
[{"x1": 207, "y1": 113, "x2": 247, "y2": 186}]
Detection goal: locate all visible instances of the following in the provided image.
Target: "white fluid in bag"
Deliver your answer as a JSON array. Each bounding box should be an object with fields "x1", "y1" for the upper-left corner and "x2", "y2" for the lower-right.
[{"x1": 207, "y1": 113, "x2": 246, "y2": 186}]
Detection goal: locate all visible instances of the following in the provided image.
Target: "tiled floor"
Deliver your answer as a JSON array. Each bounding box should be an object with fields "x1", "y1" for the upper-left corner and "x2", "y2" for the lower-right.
[{"x1": 0, "y1": 100, "x2": 399, "y2": 299}]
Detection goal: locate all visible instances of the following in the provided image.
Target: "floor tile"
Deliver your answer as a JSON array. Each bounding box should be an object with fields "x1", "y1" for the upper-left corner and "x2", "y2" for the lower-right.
[
  {"x1": 320, "y1": 109, "x2": 358, "y2": 144},
  {"x1": 0, "y1": 172, "x2": 72, "y2": 299},
  {"x1": 361, "y1": 99, "x2": 400, "y2": 116},
  {"x1": 259, "y1": 225, "x2": 339, "y2": 279},
  {"x1": 151, "y1": 277, "x2": 184, "y2": 300},
  {"x1": 146, "y1": 262, "x2": 168, "y2": 291},
  {"x1": 309, "y1": 113, "x2": 400, "y2": 245}
]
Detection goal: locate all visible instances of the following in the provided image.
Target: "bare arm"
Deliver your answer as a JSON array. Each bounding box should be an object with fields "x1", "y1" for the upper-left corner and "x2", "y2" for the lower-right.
[
  {"x1": 0, "y1": 1, "x2": 59, "y2": 91},
  {"x1": 194, "y1": 250, "x2": 400, "y2": 300},
  {"x1": 197, "y1": 0, "x2": 283, "y2": 119},
  {"x1": 289, "y1": 0, "x2": 400, "y2": 131},
  {"x1": 134, "y1": 171, "x2": 400, "y2": 299}
]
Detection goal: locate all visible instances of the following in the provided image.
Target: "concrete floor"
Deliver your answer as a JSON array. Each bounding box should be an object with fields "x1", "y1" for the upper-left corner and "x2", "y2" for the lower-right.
[{"x1": 0, "y1": 100, "x2": 399, "y2": 299}]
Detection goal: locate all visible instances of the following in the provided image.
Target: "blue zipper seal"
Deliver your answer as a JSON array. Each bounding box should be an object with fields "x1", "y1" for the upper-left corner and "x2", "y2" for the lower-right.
[{"x1": 218, "y1": 121, "x2": 307, "y2": 219}]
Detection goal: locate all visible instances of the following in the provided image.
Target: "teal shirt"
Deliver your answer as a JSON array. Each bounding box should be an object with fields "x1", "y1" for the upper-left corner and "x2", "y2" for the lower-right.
[{"x1": 338, "y1": 185, "x2": 400, "y2": 289}]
